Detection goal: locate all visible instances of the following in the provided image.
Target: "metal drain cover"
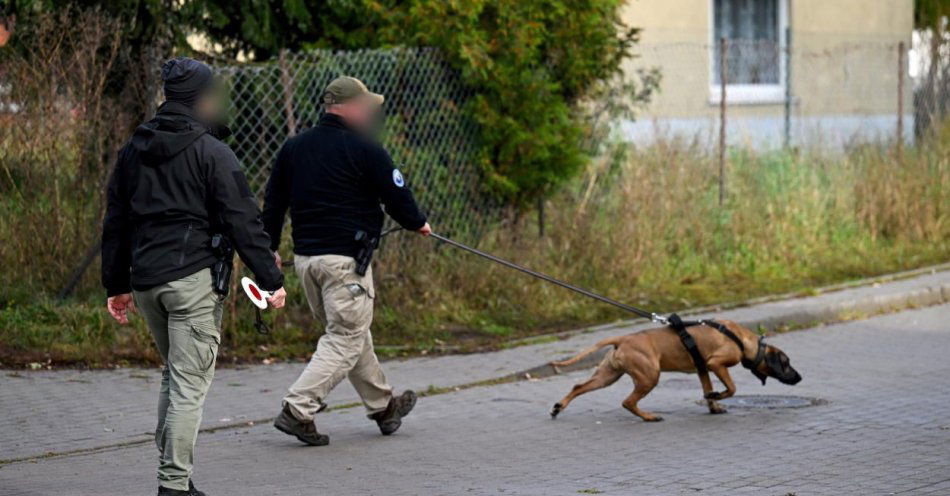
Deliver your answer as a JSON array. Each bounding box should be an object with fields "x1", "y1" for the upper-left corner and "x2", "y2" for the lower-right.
[{"x1": 718, "y1": 395, "x2": 822, "y2": 409}]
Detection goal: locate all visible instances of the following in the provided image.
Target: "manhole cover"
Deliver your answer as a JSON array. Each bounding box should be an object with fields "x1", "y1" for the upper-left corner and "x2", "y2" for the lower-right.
[{"x1": 718, "y1": 395, "x2": 822, "y2": 409}]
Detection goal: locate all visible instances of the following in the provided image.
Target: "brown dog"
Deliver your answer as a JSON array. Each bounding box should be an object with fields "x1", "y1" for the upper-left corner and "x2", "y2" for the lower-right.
[{"x1": 549, "y1": 320, "x2": 802, "y2": 421}]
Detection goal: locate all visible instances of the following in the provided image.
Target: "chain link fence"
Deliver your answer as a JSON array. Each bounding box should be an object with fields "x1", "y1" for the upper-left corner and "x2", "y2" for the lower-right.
[
  {"x1": 216, "y1": 48, "x2": 499, "y2": 244},
  {"x1": 212, "y1": 40, "x2": 947, "y2": 248}
]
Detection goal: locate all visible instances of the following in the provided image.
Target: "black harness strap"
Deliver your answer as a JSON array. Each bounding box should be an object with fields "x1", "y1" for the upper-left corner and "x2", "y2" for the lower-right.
[
  {"x1": 667, "y1": 314, "x2": 766, "y2": 376},
  {"x1": 667, "y1": 314, "x2": 708, "y2": 374},
  {"x1": 702, "y1": 320, "x2": 744, "y2": 351}
]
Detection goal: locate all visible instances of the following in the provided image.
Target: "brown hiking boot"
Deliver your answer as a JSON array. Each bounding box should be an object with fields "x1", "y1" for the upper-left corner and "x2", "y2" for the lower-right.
[
  {"x1": 273, "y1": 405, "x2": 329, "y2": 446},
  {"x1": 370, "y1": 390, "x2": 417, "y2": 435}
]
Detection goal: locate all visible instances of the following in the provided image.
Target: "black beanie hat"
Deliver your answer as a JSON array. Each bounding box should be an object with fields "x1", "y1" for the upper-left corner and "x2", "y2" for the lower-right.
[{"x1": 161, "y1": 57, "x2": 214, "y2": 107}]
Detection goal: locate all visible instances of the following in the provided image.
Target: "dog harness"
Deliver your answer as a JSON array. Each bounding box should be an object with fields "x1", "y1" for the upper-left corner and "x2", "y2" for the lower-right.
[{"x1": 666, "y1": 313, "x2": 766, "y2": 376}]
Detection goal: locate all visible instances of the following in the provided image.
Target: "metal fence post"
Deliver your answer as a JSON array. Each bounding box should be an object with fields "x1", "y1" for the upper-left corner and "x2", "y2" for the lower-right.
[
  {"x1": 897, "y1": 41, "x2": 905, "y2": 162},
  {"x1": 719, "y1": 37, "x2": 727, "y2": 207},
  {"x1": 784, "y1": 27, "x2": 792, "y2": 148}
]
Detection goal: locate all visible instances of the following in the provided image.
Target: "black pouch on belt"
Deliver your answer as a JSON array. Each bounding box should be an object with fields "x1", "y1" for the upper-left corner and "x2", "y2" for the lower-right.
[
  {"x1": 210, "y1": 233, "x2": 234, "y2": 296},
  {"x1": 354, "y1": 230, "x2": 380, "y2": 276}
]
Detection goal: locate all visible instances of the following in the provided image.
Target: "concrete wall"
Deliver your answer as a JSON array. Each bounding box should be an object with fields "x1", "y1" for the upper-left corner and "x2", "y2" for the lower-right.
[{"x1": 619, "y1": 0, "x2": 915, "y2": 148}]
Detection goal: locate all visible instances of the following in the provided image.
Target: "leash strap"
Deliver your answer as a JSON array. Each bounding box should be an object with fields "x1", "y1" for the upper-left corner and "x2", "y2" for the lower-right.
[
  {"x1": 254, "y1": 308, "x2": 270, "y2": 334},
  {"x1": 423, "y1": 232, "x2": 767, "y2": 377},
  {"x1": 430, "y1": 233, "x2": 665, "y2": 323}
]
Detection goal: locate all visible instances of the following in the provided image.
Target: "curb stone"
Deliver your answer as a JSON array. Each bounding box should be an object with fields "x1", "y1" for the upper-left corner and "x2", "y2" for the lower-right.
[{"x1": 1, "y1": 265, "x2": 947, "y2": 465}]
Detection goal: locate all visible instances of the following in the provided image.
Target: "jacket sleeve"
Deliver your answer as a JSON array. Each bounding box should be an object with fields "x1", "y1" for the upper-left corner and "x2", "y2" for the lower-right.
[
  {"x1": 363, "y1": 143, "x2": 427, "y2": 230},
  {"x1": 208, "y1": 145, "x2": 284, "y2": 292},
  {"x1": 261, "y1": 142, "x2": 292, "y2": 252},
  {"x1": 101, "y1": 146, "x2": 134, "y2": 296}
]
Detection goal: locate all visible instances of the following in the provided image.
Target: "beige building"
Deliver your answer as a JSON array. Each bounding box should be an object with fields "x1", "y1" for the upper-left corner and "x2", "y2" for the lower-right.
[{"x1": 620, "y1": 0, "x2": 915, "y2": 148}]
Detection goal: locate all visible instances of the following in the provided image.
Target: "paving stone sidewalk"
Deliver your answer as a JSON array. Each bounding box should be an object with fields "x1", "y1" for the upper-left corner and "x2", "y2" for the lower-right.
[
  {"x1": 1, "y1": 269, "x2": 948, "y2": 463},
  {"x1": 1, "y1": 304, "x2": 948, "y2": 495}
]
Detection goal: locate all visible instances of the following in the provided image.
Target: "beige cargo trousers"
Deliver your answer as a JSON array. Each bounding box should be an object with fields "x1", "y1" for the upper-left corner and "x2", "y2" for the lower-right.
[
  {"x1": 134, "y1": 268, "x2": 222, "y2": 492},
  {"x1": 283, "y1": 254, "x2": 393, "y2": 421}
]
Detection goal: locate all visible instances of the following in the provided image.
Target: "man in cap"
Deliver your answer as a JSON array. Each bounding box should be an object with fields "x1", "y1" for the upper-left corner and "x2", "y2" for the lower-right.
[
  {"x1": 102, "y1": 56, "x2": 287, "y2": 496},
  {"x1": 262, "y1": 76, "x2": 430, "y2": 446}
]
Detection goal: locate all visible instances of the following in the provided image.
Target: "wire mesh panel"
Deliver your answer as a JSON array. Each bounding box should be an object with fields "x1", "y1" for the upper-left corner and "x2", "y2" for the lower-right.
[{"x1": 216, "y1": 48, "x2": 498, "y2": 244}]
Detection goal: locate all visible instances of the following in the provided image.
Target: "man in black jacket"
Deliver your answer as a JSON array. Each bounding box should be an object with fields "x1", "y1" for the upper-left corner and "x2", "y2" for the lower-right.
[
  {"x1": 263, "y1": 76, "x2": 430, "y2": 446},
  {"x1": 101, "y1": 57, "x2": 286, "y2": 496}
]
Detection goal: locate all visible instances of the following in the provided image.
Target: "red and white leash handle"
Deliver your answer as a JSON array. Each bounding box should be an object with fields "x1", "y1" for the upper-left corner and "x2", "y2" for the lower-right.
[
  {"x1": 240, "y1": 277, "x2": 272, "y2": 334},
  {"x1": 241, "y1": 276, "x2": 273, "y2": 309}
]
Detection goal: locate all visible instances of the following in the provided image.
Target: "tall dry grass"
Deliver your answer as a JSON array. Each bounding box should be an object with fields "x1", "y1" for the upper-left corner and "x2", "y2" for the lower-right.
[
  {"x1": 369, "y1": 130, "x2": 949, "y2": 346},
  {"x1": 3, "y1": 131, "x2": 947, "y2": 366}
]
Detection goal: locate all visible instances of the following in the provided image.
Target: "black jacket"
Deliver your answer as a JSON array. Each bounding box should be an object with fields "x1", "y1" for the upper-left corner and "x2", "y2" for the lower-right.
[
  {"x1": 262, "y1": 113, "x2": 426, "y2": 257},
  {"x1": 101, "y1": 101, "x2": 284, "y2": 296}
]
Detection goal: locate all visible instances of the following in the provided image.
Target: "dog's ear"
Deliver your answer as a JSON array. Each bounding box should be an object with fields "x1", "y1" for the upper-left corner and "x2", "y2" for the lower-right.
[
  {"x1": 766, "y1": 350, "x2": 792, "y2": 375},
  {"x1": 765, "y1": 351, "x2": 782, "y2": 375}
]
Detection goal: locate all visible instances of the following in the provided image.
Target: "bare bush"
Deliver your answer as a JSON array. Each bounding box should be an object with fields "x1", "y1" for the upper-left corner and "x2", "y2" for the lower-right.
[{"x1": 0, "y1": 8, "x2": 155, "y2": 299}]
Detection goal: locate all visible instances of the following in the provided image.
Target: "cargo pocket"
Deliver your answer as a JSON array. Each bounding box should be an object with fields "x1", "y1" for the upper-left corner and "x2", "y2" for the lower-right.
[
  {"x1": 327, "y1": 281, "x2": 373, "y2": 333},
  {"x1": 343, "y1": 282, "x2": 371, "y2": 299},
  {"x1": 180, "y1": 320, "x2": 220, "y2": 376}
]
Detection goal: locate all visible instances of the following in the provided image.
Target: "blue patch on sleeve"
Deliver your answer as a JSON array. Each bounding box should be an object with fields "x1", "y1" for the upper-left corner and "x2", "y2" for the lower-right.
[{"x1": 392, "y1": 169, "x2": 405, "y2": 187}]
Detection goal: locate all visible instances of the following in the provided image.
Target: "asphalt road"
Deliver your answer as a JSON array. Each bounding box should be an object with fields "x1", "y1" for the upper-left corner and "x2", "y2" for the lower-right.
[{"x1": 2, "y1": 304, "x2": 948, "y2": 495}]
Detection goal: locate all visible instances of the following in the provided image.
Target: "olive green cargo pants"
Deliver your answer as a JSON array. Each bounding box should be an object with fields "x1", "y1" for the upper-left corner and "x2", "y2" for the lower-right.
[
  {"x1": 283, "y1": 254, "x2": 392, "y2": 422},
  {"x1": 135, "y1": 268, "x2": 222, "y2": 492}
]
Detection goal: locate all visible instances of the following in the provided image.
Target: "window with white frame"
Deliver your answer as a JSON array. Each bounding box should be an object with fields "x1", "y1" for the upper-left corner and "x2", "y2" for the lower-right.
[{"x1": 710, "y1": 0, "x2": 787, "y2": 103}]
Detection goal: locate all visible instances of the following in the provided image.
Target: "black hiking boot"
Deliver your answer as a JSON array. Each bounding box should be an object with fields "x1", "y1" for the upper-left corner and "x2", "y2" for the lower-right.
[
  {"x1": 273, "y1": 404, "x2": 330, "y2": 446},
  {"x1": 371, "y1": 390, "x2": 417, "y2": 435},
  {"x1": 157, "y1": 481, "x2": 206, "y2": 496}
]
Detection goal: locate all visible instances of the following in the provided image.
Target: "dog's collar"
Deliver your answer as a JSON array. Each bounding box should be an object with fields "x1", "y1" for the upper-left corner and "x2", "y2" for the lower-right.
[{"x1": 741, "y1": 336, "x2": 766, "y2": 371}]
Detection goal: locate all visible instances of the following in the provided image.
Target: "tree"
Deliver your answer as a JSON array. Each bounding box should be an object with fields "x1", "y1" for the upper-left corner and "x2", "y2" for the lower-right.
[
  {"x1": 193, "y1": 0, "x2": 641, "y2": 204},
  {"x1": 6, "y1": 0, "x2": 645, "y2": 205},
  {"x1": 5, "y1": 0, "x2": 184, "y2": 123}
]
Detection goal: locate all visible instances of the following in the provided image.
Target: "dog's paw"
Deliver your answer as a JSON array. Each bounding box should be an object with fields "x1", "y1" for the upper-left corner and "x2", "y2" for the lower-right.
[
  {"x1": 642, "y1": 415, "x2": 664, "y2": 422},
  {"x1": 550, "y1": 403, "x2": 563, "y2": 419},
  {"x1": 709, "y1": 406, "x2": 728, "y2": 415}
]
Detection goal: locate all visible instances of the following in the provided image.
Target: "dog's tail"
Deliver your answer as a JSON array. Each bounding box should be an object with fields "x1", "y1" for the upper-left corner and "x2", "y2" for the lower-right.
[{"x1": 550, "y1": 336, "x2": 623, "y2": 368}]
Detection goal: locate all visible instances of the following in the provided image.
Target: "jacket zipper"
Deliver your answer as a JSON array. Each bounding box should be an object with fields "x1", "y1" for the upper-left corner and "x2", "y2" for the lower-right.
[{"x1": 179, "y1": 223, "x2": 193, "y2": 266}]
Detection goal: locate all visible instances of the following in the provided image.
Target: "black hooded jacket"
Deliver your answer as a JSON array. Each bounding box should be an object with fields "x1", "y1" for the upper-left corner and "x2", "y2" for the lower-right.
[
  {"x1": 262, "y1": 113, "x2": 426, "y2": 257},
  {"x1": 101, "y1": 101, "x2": 283, "y2": 296}
]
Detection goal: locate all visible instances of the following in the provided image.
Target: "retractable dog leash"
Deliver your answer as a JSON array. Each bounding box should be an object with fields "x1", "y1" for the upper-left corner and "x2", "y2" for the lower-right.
[
  {"x1": 427, "y1": 232, "x2": 670, "y2": 325},
  {"x1": 425, "y1": 232, "x2": 764, "y2": 380}
]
